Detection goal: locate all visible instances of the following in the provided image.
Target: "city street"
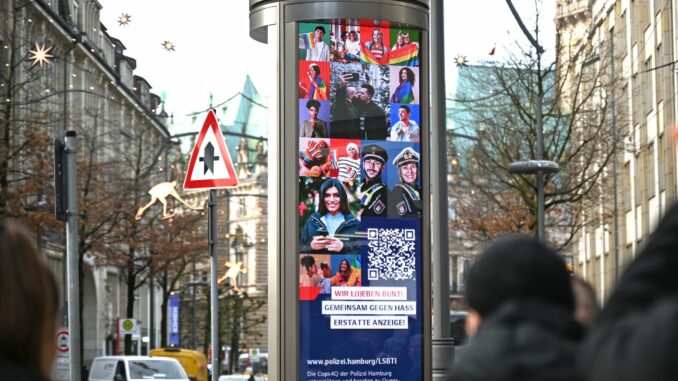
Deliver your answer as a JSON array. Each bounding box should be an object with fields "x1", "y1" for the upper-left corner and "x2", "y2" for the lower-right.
[{"x1": 1, "y1": 1, "x2": 676, "y2": 380}]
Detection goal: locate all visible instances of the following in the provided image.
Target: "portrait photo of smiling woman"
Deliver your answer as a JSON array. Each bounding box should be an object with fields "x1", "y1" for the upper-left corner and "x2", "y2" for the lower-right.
[
  {"x1": 299, "y1": 178, "x2": 360, "y2": 254},
  {"x1": 388, "y1": 146, "x2": 422, "y2": 217}
]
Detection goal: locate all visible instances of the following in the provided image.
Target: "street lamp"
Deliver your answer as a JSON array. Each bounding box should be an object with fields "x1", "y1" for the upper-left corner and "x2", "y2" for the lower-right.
[{"x1": 506, "y1": 0, "x2": 558, "y2": 242}]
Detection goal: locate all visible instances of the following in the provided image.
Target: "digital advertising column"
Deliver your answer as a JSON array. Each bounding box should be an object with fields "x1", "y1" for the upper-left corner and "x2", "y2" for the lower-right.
[{"x1": 297, "y1": 19, "x2": 425, "y2": 381}]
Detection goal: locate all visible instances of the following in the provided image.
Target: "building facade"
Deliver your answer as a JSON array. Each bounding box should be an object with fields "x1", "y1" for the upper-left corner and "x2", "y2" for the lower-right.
[
  {"x1": 556, "y1": 0, "x2": 678, "y2": 301},
  {"x1": 2, "y1": 0, "x2": 172, "y2": 367}
]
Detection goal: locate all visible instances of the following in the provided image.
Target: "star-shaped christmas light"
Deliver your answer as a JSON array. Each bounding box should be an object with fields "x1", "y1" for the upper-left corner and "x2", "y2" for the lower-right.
[
  {"x1": 454, "y1": 54, "x2": 468, "y2": 67},
  {"x1": 28, "y1": 42, "x2": 54, "y2": 67},
  {"x1": 118, "y1": 13, "x2": 131, "y2": 26},
  {"x1": 161, "y1": 40, "x2": 176, "y2": 52}
]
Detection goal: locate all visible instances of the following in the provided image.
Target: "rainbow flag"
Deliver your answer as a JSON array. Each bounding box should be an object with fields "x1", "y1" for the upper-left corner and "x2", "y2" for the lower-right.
[
  {"x1": 361, "y1": 45, "x2": 389, "y2": 65},
  {"x1": 351, "y1": 257, "x2": 362, "y2": 286},
  {"x1": 351, "y1": 256, "x2": 361, "y2": 270},
  {"x1": 330, "y1": 149, "x2": 338, "y2": 169},
  {"x1": 389, "y1": 44, "x2": 419, "y2": 65},
  {"x1": 310, "y1": 77, "x2": 327, "y2": 100},
  {"x1": 299, "y1": 32, "x2": 316, "y2": 49}
]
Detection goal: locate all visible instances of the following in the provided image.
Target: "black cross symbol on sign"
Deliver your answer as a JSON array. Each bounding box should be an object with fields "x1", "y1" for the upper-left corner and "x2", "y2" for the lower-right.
[{"x1": 199, "y1": 142, "x2": 220, "y2": 174}]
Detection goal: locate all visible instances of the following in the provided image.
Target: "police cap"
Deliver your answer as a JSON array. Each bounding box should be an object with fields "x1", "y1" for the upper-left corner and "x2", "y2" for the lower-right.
[
  {"x1": 393, "y1": 147, "x2": 420, "y2": 167},
  {"x1": 361, "y1": 144, "x2": 388, "y2": 163}
]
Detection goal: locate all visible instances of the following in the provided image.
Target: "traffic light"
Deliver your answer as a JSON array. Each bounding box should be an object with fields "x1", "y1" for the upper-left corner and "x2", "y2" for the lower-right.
[
  {"x1": 54, "y1": 131, "x2": 76, "y2": 221},
  {"x1": 54, "y1": 136, "x2": 67, "y2": 221}
]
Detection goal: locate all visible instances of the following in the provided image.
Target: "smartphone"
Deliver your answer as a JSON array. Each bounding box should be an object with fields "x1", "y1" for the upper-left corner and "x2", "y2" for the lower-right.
[{"x1": 342, "y1": 72, "x2": 360, "y2": 82}]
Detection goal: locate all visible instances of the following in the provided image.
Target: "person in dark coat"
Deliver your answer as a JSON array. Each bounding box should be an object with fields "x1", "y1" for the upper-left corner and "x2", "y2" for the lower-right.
[
  {"x1": 451, "y1": 235, "x2": 584, "y2": 381},
  {"x1": 330, "y1": 73, "x2": 361, "y2": 139},
  {"x1": 359, "y1": 144, "x2": 388, "y2": 217},
  {"x1": 355, "y1": 84, "x2": 388, "y2": 140},
  {"x1": 580, "y1": 202, "x2": 678, "y2": 381},
  {"x1": 0, "y1": 220, "x2": 60, "y2": 381}
]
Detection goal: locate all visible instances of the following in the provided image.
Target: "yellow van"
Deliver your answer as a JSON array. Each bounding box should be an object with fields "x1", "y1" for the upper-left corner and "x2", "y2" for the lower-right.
[{"x1": 150, "y1": 348, "x2": 208, "y2": 381}]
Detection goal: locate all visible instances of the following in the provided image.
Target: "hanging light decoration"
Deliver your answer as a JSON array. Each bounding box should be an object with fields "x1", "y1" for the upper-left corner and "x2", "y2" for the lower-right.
[
  {"x1": 28, "y1": 42, "x2": 54, "y2": 67},
  {"x1": 118, "y1": 13, "x2": 132, "y2": 26},
  {"x1": 161, "y1": 40, "x2": 176, "y2": 52}
]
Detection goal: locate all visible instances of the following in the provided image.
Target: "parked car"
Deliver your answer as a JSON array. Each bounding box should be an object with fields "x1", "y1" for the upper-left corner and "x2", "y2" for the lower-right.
[
  {"x1": 88, "y1": 356, "x2": 189, "y2": 381},
  {"x1": 150, "y1": 348, "x2": 208, "y2": 381},
  {"x1": 237, "y1": 352, "x2": 268, "y2": 374}
]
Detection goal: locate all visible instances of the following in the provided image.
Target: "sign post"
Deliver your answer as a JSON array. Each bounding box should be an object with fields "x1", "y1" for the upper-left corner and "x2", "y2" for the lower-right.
[
  {"x1": 54, "y1": 130, "x2": 80, "y2": 381},
  {"x1": 184, "y1": 109, "x2": 238, "y2": 379},
  {"x1": 250, "y1": 2, "x2": 432, "y2": 380},
  {"x1": 52, "y1": 328, "x2": 70, "y2": 381}
]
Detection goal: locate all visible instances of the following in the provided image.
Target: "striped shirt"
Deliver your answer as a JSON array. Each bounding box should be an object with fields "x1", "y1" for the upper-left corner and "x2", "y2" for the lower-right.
[{"x1": 338, "y1": 156, "x2": 360, "y2": 182}]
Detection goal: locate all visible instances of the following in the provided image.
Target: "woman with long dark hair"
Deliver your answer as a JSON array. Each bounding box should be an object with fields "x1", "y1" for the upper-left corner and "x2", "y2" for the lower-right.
[
  {"x1": 0, "y1": 220, "x2": 59, "y2": 381},
  {"x1": 299, "y1": 178, "x2": 359, "y2": 254},
  {"x1": 391, "y1": 67, "x2": 415, "y2": 104},
  {"x1": 330, "y1": 259, "x2": 359, "y2": 287}
]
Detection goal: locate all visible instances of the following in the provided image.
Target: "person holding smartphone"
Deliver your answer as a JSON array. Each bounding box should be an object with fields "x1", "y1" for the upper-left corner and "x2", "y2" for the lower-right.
[
  {"x1": 299, "y1": 178, "x2": 359, "y2": 254},
  {"x1": 330, "y1": 72, "x2": 361, "y2": 139}
]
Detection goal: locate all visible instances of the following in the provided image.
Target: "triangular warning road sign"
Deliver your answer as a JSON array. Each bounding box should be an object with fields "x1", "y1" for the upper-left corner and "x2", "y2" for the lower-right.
[{"x1": 183, "y1": 110, "x2": 238, "y2": 190}]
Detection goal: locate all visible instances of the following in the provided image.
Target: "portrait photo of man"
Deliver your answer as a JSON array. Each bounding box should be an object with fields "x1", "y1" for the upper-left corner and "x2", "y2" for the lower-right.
[
  {"x1": 330, "y1": 66, "x2": 362, "y2": 139},
  {"x1": 389, "y1": 104, "x2": 420, "y2": 142},
  {"x1": 300, "y1": 99, "x2": 329, "y2": 138},
  {"x1": 356, "y1": 83, "x2": 388, "y2": 140},
  {"x1": 299, "y1": 24, "x2": 330, "y2": 61},
  {"x1": 359, "y1": 143, "x2": 389, "y2": 218}
]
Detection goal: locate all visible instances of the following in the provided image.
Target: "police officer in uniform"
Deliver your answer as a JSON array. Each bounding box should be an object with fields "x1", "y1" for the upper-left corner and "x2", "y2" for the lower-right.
[
  {"x1": 359, "y1": 144, "x2": 389, "y2": 217},
  {"x1": 388, "y1": 147, "x2": 422, "y2": 217}
]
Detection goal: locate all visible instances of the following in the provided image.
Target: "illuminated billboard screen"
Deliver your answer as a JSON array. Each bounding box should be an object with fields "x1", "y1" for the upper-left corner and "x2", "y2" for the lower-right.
[{"x1": 297, "y1": 18, "x2": 424, "y2": 381}]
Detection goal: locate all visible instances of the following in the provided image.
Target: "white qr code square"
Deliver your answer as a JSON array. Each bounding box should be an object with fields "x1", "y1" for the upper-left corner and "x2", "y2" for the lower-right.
[{"x1": 367, "y1": 228, "x2": 416, "y2": 281}]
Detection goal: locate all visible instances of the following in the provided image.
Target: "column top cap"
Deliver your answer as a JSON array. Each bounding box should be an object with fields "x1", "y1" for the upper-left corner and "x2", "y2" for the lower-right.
[{"x1": 250, "y1": 0, "x2": 429, "y2": 10}]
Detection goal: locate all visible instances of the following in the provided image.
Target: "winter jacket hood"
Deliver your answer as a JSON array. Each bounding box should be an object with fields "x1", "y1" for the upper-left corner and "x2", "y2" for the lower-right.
[{"x1": 452, "y1": 300, "x2": 584, "y2": 381}]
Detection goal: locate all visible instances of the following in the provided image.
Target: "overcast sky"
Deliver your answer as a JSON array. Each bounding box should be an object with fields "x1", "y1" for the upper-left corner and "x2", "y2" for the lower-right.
[{"x1": 99, "y1": 1, "x2": 555, "y2": 133}]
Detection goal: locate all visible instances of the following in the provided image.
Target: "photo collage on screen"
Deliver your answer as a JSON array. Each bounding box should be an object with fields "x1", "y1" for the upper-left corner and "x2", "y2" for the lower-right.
[
  {"x1": 297, "y1": 19, "x2": 424, "y2": 381},
  {"x1": 297, "y1": 18, "x2": 422, "y2": 294}
]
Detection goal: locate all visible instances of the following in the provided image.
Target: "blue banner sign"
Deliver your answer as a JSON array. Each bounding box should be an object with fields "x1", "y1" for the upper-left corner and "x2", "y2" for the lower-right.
[{"x1": 169, "y1": 294, "x2": 180, "y2": 346}]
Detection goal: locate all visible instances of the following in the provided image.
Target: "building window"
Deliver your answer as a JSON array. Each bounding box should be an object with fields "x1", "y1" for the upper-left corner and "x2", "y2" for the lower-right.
[
  {"x1": 657, "y1": 134, "x2": 665, "y2": 191},
  {"x1": 623, "y1": 161, "x2": 632, "y2": 212},
  {"x1": 634, "y1": 154, "x2": 642, "y2": 206},
  {"x1": 645, "y1": 142, "x2": 655, "y2": 199}
]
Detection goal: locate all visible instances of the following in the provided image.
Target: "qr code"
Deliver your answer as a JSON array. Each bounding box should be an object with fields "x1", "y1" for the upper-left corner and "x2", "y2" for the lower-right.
[{"x1": 367, "y1": 228, "x2": 416, "y2": 281}]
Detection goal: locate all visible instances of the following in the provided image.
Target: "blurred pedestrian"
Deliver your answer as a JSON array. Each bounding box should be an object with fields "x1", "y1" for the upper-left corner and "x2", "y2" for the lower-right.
[
  {"x1": 451, "y1": 235, "x2": 584, "y2": 381},
  {"x1": 581, "y1": 202, "x2": 678, "y2": 380},
  {"x1": 571, "y1": 277, "x2": 600, "y2": 327},
  {"x1": 0, "y1": 220, "x2": 59, "y2": 381}
]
